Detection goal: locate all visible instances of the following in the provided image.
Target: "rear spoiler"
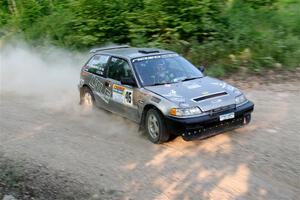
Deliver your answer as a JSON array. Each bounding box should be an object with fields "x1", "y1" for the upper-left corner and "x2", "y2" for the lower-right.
[{"x1": 90, "y1": 45, "x2": 130, "y2": 53}]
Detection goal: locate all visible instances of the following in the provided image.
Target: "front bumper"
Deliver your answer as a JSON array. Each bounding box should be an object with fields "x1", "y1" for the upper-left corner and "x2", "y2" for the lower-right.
[{"x1": 165, "y1": 101, "x2": 254, "y2": 140}]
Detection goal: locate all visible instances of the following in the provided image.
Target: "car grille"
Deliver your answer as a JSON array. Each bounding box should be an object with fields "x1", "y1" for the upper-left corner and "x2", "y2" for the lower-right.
[{"x1": 210, "y1": 104, "x2": 236, "y2": 115}]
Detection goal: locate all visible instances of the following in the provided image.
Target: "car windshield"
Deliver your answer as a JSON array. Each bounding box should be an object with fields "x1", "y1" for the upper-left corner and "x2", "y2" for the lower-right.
[{"x1": 132, "y1": 54, "x2": 203, "y2": 87}]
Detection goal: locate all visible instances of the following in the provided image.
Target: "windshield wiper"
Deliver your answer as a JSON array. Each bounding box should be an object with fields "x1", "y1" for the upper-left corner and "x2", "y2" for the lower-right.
[
  {"x1": 151, "y1": 82, "x2": 171, "y2": 86},
  {"x1": 181, "y1": 76, "x2": 202, "y2": 82},
  {"x1": 150, "y1": 77, "x2": 201, "y2": 86},
  {"x1": 149, "y1": 77, "x2": 202, "y2": 86},
  {"x1": 151, "y1": 83, "x2": 165, "y2": 86}
]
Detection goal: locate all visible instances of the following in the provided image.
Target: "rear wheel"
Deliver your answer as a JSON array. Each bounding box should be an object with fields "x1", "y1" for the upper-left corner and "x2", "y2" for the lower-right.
[
  {"x1": 145, "y1": 109, "x2": 170, "y2": 144},
  {"x1": 80, "y1": 87, "x2": 95, "y2": 107}
]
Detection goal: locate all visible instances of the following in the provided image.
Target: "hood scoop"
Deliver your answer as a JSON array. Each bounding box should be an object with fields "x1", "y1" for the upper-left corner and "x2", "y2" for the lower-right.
[{"x1": 193, "y1": 91, "x2": 227, "y2": 102}]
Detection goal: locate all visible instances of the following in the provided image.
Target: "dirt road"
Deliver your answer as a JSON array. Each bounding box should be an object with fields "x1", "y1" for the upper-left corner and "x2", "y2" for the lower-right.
[{"x1": 0, "y1": 79, "x2": 299, "y2": 200}]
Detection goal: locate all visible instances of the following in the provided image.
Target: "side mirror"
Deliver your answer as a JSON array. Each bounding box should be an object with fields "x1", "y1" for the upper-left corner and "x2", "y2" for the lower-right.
[
  {"x1": 199, "y1": 65, "x2": 205, "y2": 73},
  {"x1": 120, "y1": 77, "x2": 137, "y2": 87}
]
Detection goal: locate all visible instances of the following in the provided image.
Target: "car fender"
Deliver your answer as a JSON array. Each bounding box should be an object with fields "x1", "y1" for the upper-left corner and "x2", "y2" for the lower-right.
[{"x1": 138, "y1": 89, "x2": 177, "y2": 126}]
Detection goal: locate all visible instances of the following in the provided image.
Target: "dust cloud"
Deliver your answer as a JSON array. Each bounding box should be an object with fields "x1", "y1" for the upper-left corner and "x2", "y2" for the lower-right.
[
  {"x1": 0, "y1": 41, "x2": 88, "y2": 109},
  {"x1": 0, "y1": 41, "x2": 138, "y2": 131}
]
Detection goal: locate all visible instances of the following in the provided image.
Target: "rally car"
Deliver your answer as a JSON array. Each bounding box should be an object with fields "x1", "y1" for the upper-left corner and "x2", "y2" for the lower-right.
[{"x1": 78, "y1": 45, "x2": 254, "y2": 143}]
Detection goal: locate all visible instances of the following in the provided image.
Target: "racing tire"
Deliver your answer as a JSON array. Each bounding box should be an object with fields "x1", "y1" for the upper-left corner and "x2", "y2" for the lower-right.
[
  {"x1": 80, "y1": 86, "x2": 95, "y2": 107},
  {"x1": 145, "y1": 109, "x2": 170, "y2": 144}
]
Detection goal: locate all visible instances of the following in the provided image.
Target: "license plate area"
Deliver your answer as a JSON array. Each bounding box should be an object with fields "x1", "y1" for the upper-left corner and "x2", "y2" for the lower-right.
[{"x1": 219, "y1": 112, "x2": 235, "y2": 121}]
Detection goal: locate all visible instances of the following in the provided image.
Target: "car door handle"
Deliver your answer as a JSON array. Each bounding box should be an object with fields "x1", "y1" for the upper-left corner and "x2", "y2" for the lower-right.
[{"x1": 105, "y1": 81, "x2": 110, "y2": 87}]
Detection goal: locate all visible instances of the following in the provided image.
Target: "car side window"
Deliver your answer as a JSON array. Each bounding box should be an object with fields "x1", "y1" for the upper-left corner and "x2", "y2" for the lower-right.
[
  {"x1": 86, "y1": 55, "x2": 110, "y2": 76},
  {"x1": 107, "y1": 57, "x2": 133, "y2": 81}
]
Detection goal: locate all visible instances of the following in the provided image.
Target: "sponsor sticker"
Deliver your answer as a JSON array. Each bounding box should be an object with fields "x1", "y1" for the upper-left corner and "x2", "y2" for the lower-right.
[
  {"x1": 186, "y1": 83, "x2": 201, "y2": 89},
  {"x1": 112, "y1": 84, "x2": 133, "y2": 106},
  {"x1": 113, "y1": 84, "x2": 125, "y2": 94},
  {"x1": 102, "y1": 88, "x2": 111, "y2": 104},
  {"x1": 132, "y1": 54, "x2": 178, "y2": 62},
  {"x1": 89, "y1": 76, "x2": 108, "y2": 103}
]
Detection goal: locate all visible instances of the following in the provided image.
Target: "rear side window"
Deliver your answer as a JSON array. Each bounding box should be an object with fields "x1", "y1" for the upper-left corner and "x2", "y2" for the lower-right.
[
  {"x1": 107, "y1": 57, "x2": 133, "y2": 81},
  {"x1": 86, "y1": 55, "x2": 110, "y2": 76}
]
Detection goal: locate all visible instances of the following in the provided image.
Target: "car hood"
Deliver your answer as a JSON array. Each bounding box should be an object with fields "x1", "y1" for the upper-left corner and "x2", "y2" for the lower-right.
[{"x1": 144, "y1": 76, "x2": 240, "y2": 112}]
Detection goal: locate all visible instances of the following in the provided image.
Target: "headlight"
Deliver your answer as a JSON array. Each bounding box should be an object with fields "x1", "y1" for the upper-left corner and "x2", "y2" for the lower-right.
[
  {"x1": 235, "y1": 94, "x2": 247, "y2": 106},
  {"x1": 170, "y1": 106, "x2": 202, "y2": 117}
]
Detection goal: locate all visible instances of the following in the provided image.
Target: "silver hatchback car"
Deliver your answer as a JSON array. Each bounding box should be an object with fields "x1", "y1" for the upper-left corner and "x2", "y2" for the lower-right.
[{"x1": 78, "y1": 46, "x2": 254, "y2": 143}]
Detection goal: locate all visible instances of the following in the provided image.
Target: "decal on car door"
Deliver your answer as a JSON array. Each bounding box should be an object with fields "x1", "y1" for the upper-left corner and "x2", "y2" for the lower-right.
[
  {"x1": 89, "y1": 75, "x2": 110, "y2": 103},
  {"x1": 112, "y1": 84, "x2": 133, "y2": 106},
  {"x1": 103, "y1": 88, "x2": 111, "y2": 104},
  {"x1": 124, "y1": 89, "x2": 133, "y2": 106}
]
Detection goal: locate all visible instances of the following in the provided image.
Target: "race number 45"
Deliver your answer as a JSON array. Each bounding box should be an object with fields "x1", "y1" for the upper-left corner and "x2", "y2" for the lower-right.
[{"x1": 125, "y1": 90, "x2": 133, "y2": 105}]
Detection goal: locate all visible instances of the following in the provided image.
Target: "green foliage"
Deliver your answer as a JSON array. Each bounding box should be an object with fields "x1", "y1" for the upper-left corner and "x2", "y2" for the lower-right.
[
  {"x1": 0, "y1": 0, "x2": 299, "y2": 75},
  {"x1": 0, "y1": 1, "x2": 9, "y2": 27},
  {"x1": 126, "y1": 0, "x2": 226, "y2": 46},
  {"x1": 224, "y1": 0, "x2": 300, "y2": 70},
  {"x1": 240, "y1": 0, "x2": 278, "y2": 8}
]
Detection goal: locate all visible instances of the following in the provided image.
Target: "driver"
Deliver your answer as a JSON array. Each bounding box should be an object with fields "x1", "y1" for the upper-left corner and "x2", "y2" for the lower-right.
[{"x1": 153, "y1": 59, "x2": 172, "y2": 84}]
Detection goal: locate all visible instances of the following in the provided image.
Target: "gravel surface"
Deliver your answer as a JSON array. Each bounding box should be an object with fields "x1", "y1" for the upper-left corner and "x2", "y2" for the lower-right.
[{"x1": 0, "y1": 80, "x2": 299, "y2": 200}]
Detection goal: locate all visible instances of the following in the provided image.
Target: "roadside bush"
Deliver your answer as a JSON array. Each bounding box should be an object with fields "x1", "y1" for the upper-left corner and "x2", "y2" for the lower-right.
[{"x1": 0, "y1": 0, "x2": 299, "y2": 75}]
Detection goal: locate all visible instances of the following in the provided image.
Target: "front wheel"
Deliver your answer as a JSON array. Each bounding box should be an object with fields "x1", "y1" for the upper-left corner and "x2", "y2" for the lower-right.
[{"x1": 145, "y1": 109, "x2": 170, "y2": 144}]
